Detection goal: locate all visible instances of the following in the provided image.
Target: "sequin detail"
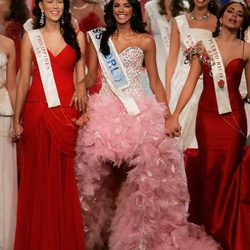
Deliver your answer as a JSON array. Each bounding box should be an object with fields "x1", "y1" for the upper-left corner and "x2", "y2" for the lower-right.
[{"x1": 100, "y1": 47, "x2": 145, "y2": 97}]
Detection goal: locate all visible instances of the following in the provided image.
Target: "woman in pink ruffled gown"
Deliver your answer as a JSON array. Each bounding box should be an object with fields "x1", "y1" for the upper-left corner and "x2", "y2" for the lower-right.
[{"x1": 75, "y1": 0, "x2": 220, "y2": 249}]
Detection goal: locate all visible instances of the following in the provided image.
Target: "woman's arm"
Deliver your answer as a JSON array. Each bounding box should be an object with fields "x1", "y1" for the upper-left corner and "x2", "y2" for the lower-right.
[
  {"x1": 143, "y1": 34, "x2": 166, "y2": 104},
  {"x1": 13, "y1": 32, "x2": 33, "y2": 137},
  {"x1": 82, "y1": 39, "x2": 99, "y2": 88},
  {"x1": 5, "y1": 38, "x2": 17, "y2": 109},
  {"x1": 71, "y1": 31, "x2": 86, "y2": 111},
  {"x1": 165, "y1": 19, "x2": 180, "y2": 103},
  {"x1": 165, "y1": 55, "x2": 202, "y2": 136},
  {"x1": 72, "y1": 39, "x2": 99, "y2": 126}
]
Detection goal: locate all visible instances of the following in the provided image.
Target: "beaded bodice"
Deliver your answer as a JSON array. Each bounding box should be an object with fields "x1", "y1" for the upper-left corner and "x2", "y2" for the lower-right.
[
  {"x1": 0, "y1": 52, "x2": 7, "y2": 88},
  {"x1": 100, "y1": 46, "x2": 146, "y2": 97}
]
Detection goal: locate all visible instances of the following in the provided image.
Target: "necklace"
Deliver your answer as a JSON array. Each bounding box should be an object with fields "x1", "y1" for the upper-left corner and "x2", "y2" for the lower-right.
[
  {"x1": 190, "y1": 12, "x2": 210, "y2": 21},
  {"x1": 72, "y1": 2, "x2": 88, "y2": 10}
]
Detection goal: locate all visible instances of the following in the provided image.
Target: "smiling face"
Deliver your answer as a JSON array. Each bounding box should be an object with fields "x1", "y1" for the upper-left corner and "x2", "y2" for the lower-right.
[
  {"x1": 222, "y1": 3, "x2": 244, "y2": 30},
  {"x1": 39, "y1": 0, "x2": 64, "y2": 23},
  {"x1": 112, "y1": 0, "x2": 133, "y2": 25}
]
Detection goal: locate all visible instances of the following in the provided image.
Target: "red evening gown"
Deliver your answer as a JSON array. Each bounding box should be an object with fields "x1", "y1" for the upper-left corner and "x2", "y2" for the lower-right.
[
  {"x1": 196, "y1": 58, "x2": 250, "y2": 250},
  {"x1": 14, "y1": 45, "x2": 85, "y2": 250}
]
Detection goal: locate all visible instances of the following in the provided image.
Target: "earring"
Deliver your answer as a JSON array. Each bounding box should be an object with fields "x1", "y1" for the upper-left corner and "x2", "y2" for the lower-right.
[
  {"x1": 61, "y1": 16, "x2": 65, "y2": 26},
  {"x1": 39, "y1": 11, "x2": 45, "y2": 26},
  {"x1": 219, "y1": 21, "x2": 222, "y2": 34}
]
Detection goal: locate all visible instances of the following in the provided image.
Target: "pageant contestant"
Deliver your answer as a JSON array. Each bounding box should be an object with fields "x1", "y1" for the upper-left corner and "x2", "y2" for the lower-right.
[
  {"x1": 75, "y1": 0, "x2": 219, "y2": 249},
  {"x1": 165, "y1": 0, "x2": 218, "y2": 224},
  {"x1": 0, "y1": 34, "x2": 17, "y2": 250},
  {"x1": 144, "y1": 0, "x2": 187, "y2": 85},
  {"x1": 13, "y1": 0, "x2": 85, "y2": 249},
  {"x1": 166, "y1": 1, "x2": 250, "y2": 249}
]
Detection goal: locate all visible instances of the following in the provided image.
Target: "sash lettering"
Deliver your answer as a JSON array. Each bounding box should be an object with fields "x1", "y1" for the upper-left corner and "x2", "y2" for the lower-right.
[
  {"x1": 203, "y1": 38, "x2": 232, "y2": 114},
  {"x1": 145, "y1": 0, "x2": 171, "y2": 53},
  {"x1": 28, "y1": 29, "x2": 61, "y2": 108}
]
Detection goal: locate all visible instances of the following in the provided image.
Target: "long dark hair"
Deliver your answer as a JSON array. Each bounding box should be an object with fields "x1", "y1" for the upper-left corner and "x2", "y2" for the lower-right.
[
  {"x1": 33, "y1": 0, "x2": 81, "y2": 61},
  {"x1": 158, "y1": 0, "x2": 187, "y2": 17},
  {"x1": 188, "y1": 0, "x2": 220, "y2": 15},
  {"x1": 4, "y1": 0, "x2": 29, "y2": 24},
  {"x1": 212, "y1": 1, "x2": 250, "y2": 40},
  {"x1": 100, "y1": 0, "x2": 147, "y2": 56}
]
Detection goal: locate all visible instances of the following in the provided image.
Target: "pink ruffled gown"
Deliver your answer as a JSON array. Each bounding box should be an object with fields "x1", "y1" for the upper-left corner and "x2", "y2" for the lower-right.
[{"x1": 75, "y1": 46, "x2": 219, "y2": 249}]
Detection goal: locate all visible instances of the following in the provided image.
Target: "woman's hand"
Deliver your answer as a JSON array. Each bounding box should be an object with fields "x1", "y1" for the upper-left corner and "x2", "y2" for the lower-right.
[
  {"x1": 165, "y1": 115, "x2": 181, "y2": 137},
  {"x1": 70, "y1": 81, "x2": 87, "y2": 112},
  {"x1": 72, "y1": 112, "x2": 89, "y2": 126},
  {"x1": 12, "y1": 122, "x2": 23, "y2": 142}
]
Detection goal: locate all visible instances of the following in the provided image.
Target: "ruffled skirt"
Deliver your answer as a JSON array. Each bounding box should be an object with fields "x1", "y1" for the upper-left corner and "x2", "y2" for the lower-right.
[{"x1": 75, "y1": 94, "x2": 219, "y2": 250}]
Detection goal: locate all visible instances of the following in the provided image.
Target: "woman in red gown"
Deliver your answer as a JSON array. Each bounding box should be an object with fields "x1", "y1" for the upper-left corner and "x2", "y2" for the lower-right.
[
  {"x1": 13, "y1": 0, "x2": 85, "y2": 249},
  {"x1": 166, "y1": 1, "x2": 250, "y2": 249}
]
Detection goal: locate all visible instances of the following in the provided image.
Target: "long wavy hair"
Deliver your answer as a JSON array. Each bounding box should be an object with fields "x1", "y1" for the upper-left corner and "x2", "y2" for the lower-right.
[
  {"x1": 33, "y1": 0, "x2": 81, "y2": 61},
  {"x1": 158, "y1": 0, "x2": 187, "y2": 17},
  {"x1": 212, "y1": 1, "x2": 250, "y2": 40},
  {"x1": 188, "y1": 0, "x2": 220, "y2": 15},
  {"x1": 4, "y1": 0, "x2": 29, "y2": 24},
  {"x1": 100, "y1": 0, "x2": 147, "y2": 56}
]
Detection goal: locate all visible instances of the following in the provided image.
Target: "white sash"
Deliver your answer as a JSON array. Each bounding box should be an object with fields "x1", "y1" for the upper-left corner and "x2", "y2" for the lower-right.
[
  {"x1": 28, "y1": 29, "x2": 61, "y2": 108},
  {"x1": 203, "y1": 38, "x2": 232, "y2": 114},
  {"x1": 23, "y1": 18, "x2": 33, "y2": 32},
  {"x1": 88, "y1": 28, "x2": 140, "y2": 115},
  {"x1": 175, "y1": 15, "x2": 197, "y2": 49},
  {"x1": 145, "y1": 0, "x2": 171, "y2": 53}
]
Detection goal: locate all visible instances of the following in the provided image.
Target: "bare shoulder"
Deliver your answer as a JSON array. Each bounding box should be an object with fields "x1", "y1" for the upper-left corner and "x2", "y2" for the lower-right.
[
  {"x1": 136, "y1": 33, "x2": 155, "y2": 51},
  {"x1": 210, "y1": 14, "x2": 218, "y2": 29},
  {"x1": 0, "y1": 35, "x2": 14, "y2": 55},
  {"x1": 210, "y1": 14, "x2": 217, "y2": 22},
  {"x1": 0, "y1": 35, "x2": 14, "y2": 47},
  {"x1": 93, "y1": 2, "x2": 103, "y2": 12}
]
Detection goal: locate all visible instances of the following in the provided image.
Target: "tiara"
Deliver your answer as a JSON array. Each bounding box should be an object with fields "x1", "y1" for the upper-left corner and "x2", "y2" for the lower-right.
[{"x1": 229, "y1": 0, "x2": 247, "y2": 6}]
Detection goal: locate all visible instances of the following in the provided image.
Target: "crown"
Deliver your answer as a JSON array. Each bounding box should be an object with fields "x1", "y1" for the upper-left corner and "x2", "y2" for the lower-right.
[{"x1": 229, "y1": 0, "x2": 247, "y2": 7}]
